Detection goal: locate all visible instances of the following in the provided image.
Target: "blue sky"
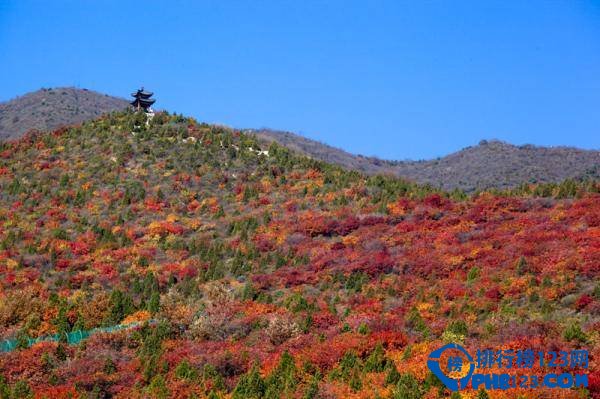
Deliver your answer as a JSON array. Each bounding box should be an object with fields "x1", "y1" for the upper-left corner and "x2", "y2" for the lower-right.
[{"x1": 0, "y1": 1, "x2": 599, "y2": 160}]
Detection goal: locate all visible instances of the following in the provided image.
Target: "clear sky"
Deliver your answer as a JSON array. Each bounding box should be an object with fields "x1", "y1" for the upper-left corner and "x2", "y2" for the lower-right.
[{"x1": 0, "y1": 1, "x2": 599, "y2": 160}]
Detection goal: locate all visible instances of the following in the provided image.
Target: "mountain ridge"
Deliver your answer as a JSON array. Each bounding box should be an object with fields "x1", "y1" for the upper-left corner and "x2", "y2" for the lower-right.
[
  {"x1": 250, "y1": 128, "x2": 599, "y2": 191},
  {"x1": 1, "y1": 87, "x2": 598, "y2": 191}
]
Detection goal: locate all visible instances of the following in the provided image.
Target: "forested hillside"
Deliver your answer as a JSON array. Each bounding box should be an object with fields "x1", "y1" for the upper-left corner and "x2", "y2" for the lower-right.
[{"x1": 0, "y1": 111, "x2": 598, "y2": 398}]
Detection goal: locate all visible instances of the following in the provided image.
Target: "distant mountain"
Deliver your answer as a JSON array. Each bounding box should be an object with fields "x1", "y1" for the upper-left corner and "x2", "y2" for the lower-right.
[
  {"x1": 0, "y1": 87, "x2": 128, "y2": 140},
  {"x1": 250, "y1": 129, "x2": 599, "y2": 191}
]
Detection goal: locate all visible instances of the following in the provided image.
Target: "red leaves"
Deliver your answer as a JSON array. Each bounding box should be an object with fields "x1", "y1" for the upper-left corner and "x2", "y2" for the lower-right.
[
  {"x1": 485, "y1": 287, "x2": 502, "y2": 300},
  {"x1": 576, "y1": 294, "x2": 593, "y2": 310},
  {"x1": 70, "y1": 241, "x2": 90, "y2": 256},
  {"x1": 162, "y1": 262, "x2": 198, "y2": 281},
  {"x1": 330, "y1": 242, "x2": 345, "y2": 251},
  {"x1": 298, "y1": 213, "x2": 361, "y2": 237},
  {"x1": 336, "y1": 216, "x2": 360, "y2": 235},
  {"x1": 55, "y1": 258, "x2": 72, "y2": 270},
  {"x1": 148, "y1": 220, "x2": 185, "y2": 236},
  {"x1": 423, "y1": 193, "x2": 444, "y2": 208},
  {"x1": 93, "y1": 262, "x2": 118, "y2": 281},
  {"x1": 589, "y1": 368, "x2": 600, "y2": 396},
  {"x1": 187, "y1": 199, "x2": 201, "y2": 212},
  {"x1": 35, "y1": 386, "x2": 79, "y2": 398},
  {"x1": 144, "y1": 197, "x2": 164, "y2": 211},
  {"x1": 254, "y1": 234, "x2": 274, "y2": 252}
]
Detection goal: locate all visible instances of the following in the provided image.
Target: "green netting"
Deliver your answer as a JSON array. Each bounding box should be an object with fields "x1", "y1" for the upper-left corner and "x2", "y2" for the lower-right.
[{"x1": 0, "y1": 321, "x2": 148, "y2": 353}]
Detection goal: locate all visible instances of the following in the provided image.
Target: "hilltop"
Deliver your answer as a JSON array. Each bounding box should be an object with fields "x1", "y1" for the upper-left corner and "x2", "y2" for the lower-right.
[
  {"x1": 0, "y1": 111, "x2": 598, "y2": 398},
  {"x1": 0, "y1": 87, "x2": 128, "y2": 140}
]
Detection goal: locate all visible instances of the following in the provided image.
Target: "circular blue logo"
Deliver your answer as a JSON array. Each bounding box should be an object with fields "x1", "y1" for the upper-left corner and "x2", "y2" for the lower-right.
[{"x1": 427, "y1": 343, "x2": 474, "y2": 391}]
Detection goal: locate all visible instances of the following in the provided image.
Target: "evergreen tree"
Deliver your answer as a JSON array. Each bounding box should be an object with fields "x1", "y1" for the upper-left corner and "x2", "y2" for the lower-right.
[
  {"x1": 232, "y1": 365, "x2": 266, "y2": 399},
  {"x1": 364, "y1": 343, "x2": 387, "y2": 372},
  {"x1": 265, "y1": 351, "x2": 297, "y2": 398},
  {"x1": 147, "y1": 291, "x2": 161, "y2": 314}
]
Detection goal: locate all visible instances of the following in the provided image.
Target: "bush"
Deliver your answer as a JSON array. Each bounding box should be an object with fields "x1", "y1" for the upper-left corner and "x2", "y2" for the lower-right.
[
  {"x1": 467, "y1": 266, "x2": 480, "y2": 283},
  {"x1": 103, "y1": 357, "x2": 117, "y2": 374},
  {"x1": 357, "y1": 322, "x2": 370, "y2": 335},
  {"x1": 406, "y1": 307, "x2": 429, "y2": 337},
  {"x1": 476, "y1": 387, "x2": 490, "y2": 398},
  {"x1": 564, "y1": 322, "x2": 588, "y2": 344},
  {"x1": 265, "y1": 315, "x2": 300, "y2": 345},
  {"x1": 0, "y1": 377, "x2": 9, "y2": 399},
  {"x1": 302, "y1": 375, "x2": 320, "y2": 399},
  {"x1": 147, "y1": 374, "x2": 170, "y2": 399},
  {"x1": 190, "y1": 283, "x2": 236, "y2": 340},
  {"x1": 175, "y1": 360, "x2": 198, "y2": 381},
  {"x1": 12, "y1": 380, "x2": 32, "y2": 399},
  {"x1": 593, "y1": 283, "x2": 600, "y2": 299},
  {"x1": 384, "y1": 360, "x2": 400, "y2": 385},
  {"x1": 515, "y1": 256, "x2": 529, "y2": 275},
  {"x1": 446, "y1": 320, "x2": 468, "y2": 336}
]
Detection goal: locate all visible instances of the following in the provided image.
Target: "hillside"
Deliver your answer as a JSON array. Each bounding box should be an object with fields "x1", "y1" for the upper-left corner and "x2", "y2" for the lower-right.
[
  {"x1": 0, "y1": 87, "x2": 128, "y2": 140},
  {"x1": 0, "y1": 111, "x2": 598, "y2": 398},
  {"x1": 251, "y1": 129, "x2": 600, "y2": 192}
]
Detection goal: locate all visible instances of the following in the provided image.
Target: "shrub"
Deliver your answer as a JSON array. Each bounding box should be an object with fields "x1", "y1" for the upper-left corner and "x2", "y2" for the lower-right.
[
  {"x1": 384, "y1": 360, "x2": 400, "y2": 385},
  {"x1": 406, "y1": 307, "x2": 429, "y2": 337},
  {"x1": 147, "y1": 374, "x2": 170, "y2": 399},
  {"x1": 0, "y1": 377, "x2": 9, "y2": 399},
  {"x1": 476, "y1": 387, "x2": 490, "y2": 398},
  {"x1": 12, "y1": 380, "x2": 32, "y2": 399},
  {"x1": 357, "y1": 322, "x2": 370, "y2": 335},
  {"x1": 593, "y1": 283, "x2": 600, "y2": 299},
  {"x1": 564, "y1": 322, "x2": 588, "y2": 344},
  {"x1": 302, "y1": 375, "x2": 320, "y2": 399},
  {"x1": 265, "y1": 315, "x2": 300, "y2": 345},
  {"x1": 103, "y1": 357, "x2": 117, "y2": 374},
  {"x1": 467, "y1": 266, "x2": 480, "y2": 283},
  {"x1": 575, "y1": 294, "x2": 593, "y2": 310},
  {"x1": 446, "y1": 320, "x2": 468, "y2": 336},
  {"x1": 515, "y1": 256, "x2": 529, "y2": 275},
  {"x1": 175, "y1": 360, "x2": 198, "y2": 381}
]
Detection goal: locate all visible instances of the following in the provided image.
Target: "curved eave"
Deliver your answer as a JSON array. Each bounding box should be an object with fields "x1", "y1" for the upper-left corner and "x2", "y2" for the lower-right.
[{"x1": 130, "y1": 98, "x2": 156, "y2": 106}]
